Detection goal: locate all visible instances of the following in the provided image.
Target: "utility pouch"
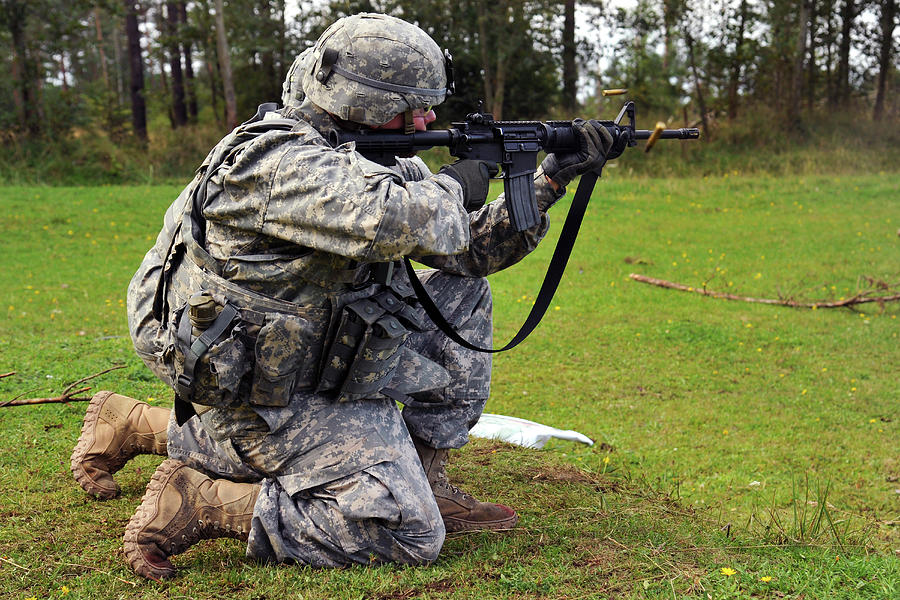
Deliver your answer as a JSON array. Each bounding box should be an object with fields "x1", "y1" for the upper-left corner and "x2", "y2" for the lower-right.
[
  {"x1": 249, "y1": 312, "x2": 321, "y2": 407},
  {"x1": 318, "y1": 290, "x2": 417, "y2": 402}
]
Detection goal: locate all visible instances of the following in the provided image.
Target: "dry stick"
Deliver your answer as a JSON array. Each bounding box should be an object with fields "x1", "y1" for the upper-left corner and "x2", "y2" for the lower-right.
[
  {"x1": 0, "y1": 555, "x2": 31, "y2": 572},
  {"x1": 0, "y1": 365, "x2": 125, "y2": 407},
  {"x1": 0, "y1": 390, "x2": 94, "y2": 407},
  {"x1": 0, "y1": 371, "x2": 15, "y2": 379},
  {"x1": 629, "y1": 274, "x2": 900, "y2": 309},
  {"x1": 59, "y1": 365, "x2": 126, "y2": 396}
]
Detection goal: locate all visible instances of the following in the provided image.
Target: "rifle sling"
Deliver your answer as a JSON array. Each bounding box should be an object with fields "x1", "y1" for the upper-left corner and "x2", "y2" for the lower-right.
[{"x1": 405, "y1": 171, "x2": 599, "y2": 353}]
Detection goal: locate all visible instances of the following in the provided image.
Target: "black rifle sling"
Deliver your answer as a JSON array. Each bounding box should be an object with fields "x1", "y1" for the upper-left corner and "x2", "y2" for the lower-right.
[{"x1": 404, "y1": 171, "x2": 599, "y2": 353}]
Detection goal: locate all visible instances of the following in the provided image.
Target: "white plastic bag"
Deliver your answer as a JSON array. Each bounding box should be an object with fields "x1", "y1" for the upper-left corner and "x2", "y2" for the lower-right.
[{"x1": 469, "y1": 413, "x2": 594, "y2": 449}]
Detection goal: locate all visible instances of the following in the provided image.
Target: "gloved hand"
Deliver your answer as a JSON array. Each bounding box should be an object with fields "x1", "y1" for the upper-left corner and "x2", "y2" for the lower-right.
[
  {"x1": 439, "y1": 159, "x2": 499, "y2": 213},
  {"x1": 540, "y1": 119, "x2": 613, "y2": 187}
]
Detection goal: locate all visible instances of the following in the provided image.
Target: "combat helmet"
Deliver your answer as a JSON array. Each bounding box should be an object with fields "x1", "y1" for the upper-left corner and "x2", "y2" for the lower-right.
[
  {"x1": 282, "y1": 47, "x2": 313, "y2": 108},
  {"x1": 300, "y1": 13, "x2": 453, "y2": 127}
]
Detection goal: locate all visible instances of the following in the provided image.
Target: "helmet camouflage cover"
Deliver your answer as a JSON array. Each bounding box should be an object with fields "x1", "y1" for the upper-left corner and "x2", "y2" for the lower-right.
[
  {"x1": 282, "y1": 47, "x2": 313, "y2": 108},
  {"x1": 299, "y1": 13, "x2": 450, "y2": 127}
]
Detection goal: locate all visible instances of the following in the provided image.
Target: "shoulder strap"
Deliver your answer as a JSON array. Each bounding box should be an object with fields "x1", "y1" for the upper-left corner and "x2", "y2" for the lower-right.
[{"x1": 405, "y1": 171, "x2": 599, "y2": 353}]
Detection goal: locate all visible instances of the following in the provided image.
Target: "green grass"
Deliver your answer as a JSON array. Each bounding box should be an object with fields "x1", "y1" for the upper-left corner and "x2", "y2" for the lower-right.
[{"x1": 1, "y1": 174, "x2": 898, "y2": 598}]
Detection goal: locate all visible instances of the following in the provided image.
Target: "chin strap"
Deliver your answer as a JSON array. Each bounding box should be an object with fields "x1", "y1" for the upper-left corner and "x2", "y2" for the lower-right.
[{"x1": 405, "y1": 170, "x2": 600, "y2": 353}]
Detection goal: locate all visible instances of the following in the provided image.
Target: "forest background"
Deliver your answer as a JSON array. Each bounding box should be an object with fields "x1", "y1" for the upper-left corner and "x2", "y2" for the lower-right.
[{"x1": 0, "y1": 0, "x2": 898, "y2": 184}]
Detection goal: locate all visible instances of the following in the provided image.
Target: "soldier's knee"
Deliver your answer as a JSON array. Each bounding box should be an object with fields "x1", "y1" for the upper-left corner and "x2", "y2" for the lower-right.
[{"x1": 394, "y1": 518, "x2": 445, "y2": 564}]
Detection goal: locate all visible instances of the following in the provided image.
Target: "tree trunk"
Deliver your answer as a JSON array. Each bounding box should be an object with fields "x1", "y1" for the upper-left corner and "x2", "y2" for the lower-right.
[
  {"x1": 178, "y1": 1, "x2": 199, "y2": 120},
  {"x1": 686, "y1": 33, "x2": 709, "y2": 140},
  {"x1": 562, "y1": 0, "x2": 577, "y2": 113},
  {"x1": 873, "y1": 0, "x2": 897, "y2": 120},
  {"x1": 166, "y1": 2, "x2": 188, "y2": 127},
  {"x1": 58, "y1": 54, "x2": 69, "y2": 92},
  {"x1": 214, "y1": 0, "x2": 238, "y2": 130},
  {"x1": 6, "y1": 1, "x2": 41, "y2": 134},
  {"x1": 124, "y1": 0, "x2": 148, "y2": 142},
  {"x1": 728, "y1": 0, "x2": 747, "y2": 120},
  {"x1": 789, "y1": 0, "x2": 809, "y2": 128},
  {"x1": 825, "y1": 1, "x2": 838, "y2": 108},
  {"x1": 806, "y1": 0, "x2": 818, "y2": 110},
  {"x1": 837, "y1": 0, "x2": 855, "y2": 106},
  {"x1": 476, "y1": 3, "x2": 496, "y2": 114},
  {"x1": 93, "y1": 8, "x2": 111, "y2": 91},
  {"x1": 113, "y1": 25, "x2": 125, "y2": 105}
]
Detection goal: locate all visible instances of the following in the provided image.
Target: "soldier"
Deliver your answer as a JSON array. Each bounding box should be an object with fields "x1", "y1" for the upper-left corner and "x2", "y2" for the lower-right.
[{"x1": 70, "y1": 13, "x2": 611, "y2": 580}]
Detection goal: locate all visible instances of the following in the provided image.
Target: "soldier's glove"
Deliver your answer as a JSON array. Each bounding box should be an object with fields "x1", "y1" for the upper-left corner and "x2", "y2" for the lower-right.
[
  {"x1": 439, "y1": 159, "x2": 499, "y2": 213},
  {"x1": 541, "y1": 119, "x2": 613, "y2": 188}
]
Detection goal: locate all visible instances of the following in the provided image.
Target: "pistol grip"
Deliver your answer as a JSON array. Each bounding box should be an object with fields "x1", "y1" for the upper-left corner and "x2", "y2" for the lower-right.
[{"x1": 504, "y1": 174, "x2": 541, "y2": 231}]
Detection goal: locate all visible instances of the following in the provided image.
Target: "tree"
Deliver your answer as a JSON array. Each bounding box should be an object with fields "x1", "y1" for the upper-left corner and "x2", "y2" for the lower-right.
[
  {"x1": 123, "y1": 0, "x2": 147, "y2": 142},
  {"x1": 562, "y1": 0, "x2": 577, "y2": 112},
  {"x1": 165, "y1": 2, "x2": 188, "y2": 127},
  {"x1": 727, "y1": 0, "x2": 750, "y2": 119},
  {"x1": 788, "y1": 0, "x2": 810, "y2": 128},
  {"x1": 837, "y1": 0, "x2": 857, "y2": 106},
  {"x1": 872, "y1": 0, "x2": 897, "y2": 120},
  {"x1": 1, "y1": 0, "x2": 43, "y2": 134},
  {"x1": 178, "y1": 1, "x2": 199, "y2": 121},
  {"x1": 214, "y1": 0, "x2": 238, "y2": 130}
]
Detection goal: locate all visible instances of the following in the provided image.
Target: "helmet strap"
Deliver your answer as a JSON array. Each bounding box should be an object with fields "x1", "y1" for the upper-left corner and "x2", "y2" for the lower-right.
[
  {"x1": 403, "y1": 110, "x2": 415, "y2": 134},
  {"x1": 316, "y1": 48, "x2": 339, "y2": 84}
]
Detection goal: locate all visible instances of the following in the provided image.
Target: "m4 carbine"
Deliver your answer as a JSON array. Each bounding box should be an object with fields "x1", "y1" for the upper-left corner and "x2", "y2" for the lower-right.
[{"x1": 330, "y1": 101, "x2": 700, "y2": 231}]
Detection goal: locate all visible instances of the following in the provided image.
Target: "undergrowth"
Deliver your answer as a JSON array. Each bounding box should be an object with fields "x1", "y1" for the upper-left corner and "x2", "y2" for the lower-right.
[{"x1": 1, "y1": 105, "x2": 897, "y2": 185}]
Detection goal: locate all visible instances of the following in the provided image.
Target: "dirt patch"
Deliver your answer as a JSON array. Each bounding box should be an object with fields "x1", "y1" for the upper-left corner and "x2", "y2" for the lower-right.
[
  {"x1": 571, "y1": 541, "x2": 619, "y2": 569},
  {"x1": 527, "y1": 464, "x2": 623, "y2": 493}
]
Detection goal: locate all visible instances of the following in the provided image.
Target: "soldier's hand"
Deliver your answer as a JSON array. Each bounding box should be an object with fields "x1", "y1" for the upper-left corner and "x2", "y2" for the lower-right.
[
  {"x1": 439, "y1": 159, "x2": 499, "y2": 213},
  {"x1": 540, "y1": 119, "x2": 613, "y2": 187}
]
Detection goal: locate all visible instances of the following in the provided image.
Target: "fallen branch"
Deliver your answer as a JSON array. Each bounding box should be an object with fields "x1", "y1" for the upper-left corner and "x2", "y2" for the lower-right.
[
  {"x1": 0, "y1": 371, "x2": 15, "y2": 380},
  {"x1": 629, "y1": 274, "x2": 900, "y2": 309},
  {"x1": 0, "y1": 365, "x2": 125, "y2": 407}
]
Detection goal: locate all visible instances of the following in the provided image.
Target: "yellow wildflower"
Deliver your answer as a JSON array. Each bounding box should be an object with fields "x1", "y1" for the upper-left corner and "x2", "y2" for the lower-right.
[
  {"x1": 760, "y1": 576, "x2": 773, "y2": 582},
  {"x1": 720, "y1": 567, "x2": 736, "y2": 576}
]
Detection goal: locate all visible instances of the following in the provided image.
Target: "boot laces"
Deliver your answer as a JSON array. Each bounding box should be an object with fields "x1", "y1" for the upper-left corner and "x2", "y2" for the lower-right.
[{"x1": 432, "y1": 453, "x2": 478, "y2": 503}]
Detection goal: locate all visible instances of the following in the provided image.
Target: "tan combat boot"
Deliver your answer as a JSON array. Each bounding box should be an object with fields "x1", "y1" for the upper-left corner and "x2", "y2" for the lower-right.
[
  {"x1": 413, "y1": 436, "x2": 518, "y2": 533},
  {"x1": 70, "y1": 391, "x2": 170, "y2": 499},
  {"x1": 124, "y1": 459, "x2": 260, "y2": 581}
]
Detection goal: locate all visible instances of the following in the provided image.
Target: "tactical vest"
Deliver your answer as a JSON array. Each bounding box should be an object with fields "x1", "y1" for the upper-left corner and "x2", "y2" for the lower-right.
[{"x1": 127, "y1": 106, "x2": 448, "y2": 426}]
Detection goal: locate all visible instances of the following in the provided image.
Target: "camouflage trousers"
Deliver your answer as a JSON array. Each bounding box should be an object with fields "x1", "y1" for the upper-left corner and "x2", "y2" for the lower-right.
[{"x1": 166, "y1": 270, "x2": 492, "y2": 566}]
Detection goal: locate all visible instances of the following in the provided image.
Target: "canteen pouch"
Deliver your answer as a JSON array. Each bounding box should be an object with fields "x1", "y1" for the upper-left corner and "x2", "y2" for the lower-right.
[
  {"x1": 173, "y1": 301, "x2": 252, "y2": 409},
  {"x1": 318, "y1": 295, "x2": 410, "y2": 402}
]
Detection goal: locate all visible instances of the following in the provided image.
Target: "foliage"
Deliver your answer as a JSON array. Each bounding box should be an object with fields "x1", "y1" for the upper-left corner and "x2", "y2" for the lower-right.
[{"x1": 1, "y1": 0, "x2": 897, "y2": 145}]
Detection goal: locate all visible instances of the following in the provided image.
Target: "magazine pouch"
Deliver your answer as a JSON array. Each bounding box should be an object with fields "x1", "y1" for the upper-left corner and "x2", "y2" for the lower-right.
[{"x1": 318, "y1": 290, "x2": 417, "y2": 402}]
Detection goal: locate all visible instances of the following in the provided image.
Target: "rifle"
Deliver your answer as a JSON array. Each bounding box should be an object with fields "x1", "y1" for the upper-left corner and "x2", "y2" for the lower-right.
[
  {"x1": 330, "y1": 100, "x2": 700, "y2": 231},
  {"x1": 331, "y1": 100, "x2": 699, "y2": 353}
]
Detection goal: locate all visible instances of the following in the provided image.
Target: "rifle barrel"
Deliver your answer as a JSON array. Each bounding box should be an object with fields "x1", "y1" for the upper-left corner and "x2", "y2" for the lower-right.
[{"x1": 634, "y1": 128, "x2": 700, "y2": 140}]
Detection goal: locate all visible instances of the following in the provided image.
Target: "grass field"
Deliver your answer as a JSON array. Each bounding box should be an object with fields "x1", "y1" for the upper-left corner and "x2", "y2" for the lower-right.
[{"x1": 0, "y1": 173, "x2": 898, "y2": 599}]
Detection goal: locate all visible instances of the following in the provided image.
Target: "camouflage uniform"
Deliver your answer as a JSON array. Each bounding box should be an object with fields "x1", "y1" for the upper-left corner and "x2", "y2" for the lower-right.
[{"x1": 127, "y1": 23, "x2": 563, "y2": 567}]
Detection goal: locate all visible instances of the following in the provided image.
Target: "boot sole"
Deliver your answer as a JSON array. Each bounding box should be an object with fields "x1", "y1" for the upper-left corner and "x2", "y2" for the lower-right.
[
  {"x1": 70, "y1": 390, "x2": 120, "y2": 500},
  {"x1": 444, "y1": 511, "x2": 519, "y2": 533},
  {"x1": 123, "y1": 459, "x2": 182, "y2": 581}
]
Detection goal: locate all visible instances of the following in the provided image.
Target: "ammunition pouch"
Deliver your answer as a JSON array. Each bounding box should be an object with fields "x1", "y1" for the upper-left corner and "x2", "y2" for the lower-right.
[{"x1": 318, "y1": 288, "x2": 423, "y2": 403}]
